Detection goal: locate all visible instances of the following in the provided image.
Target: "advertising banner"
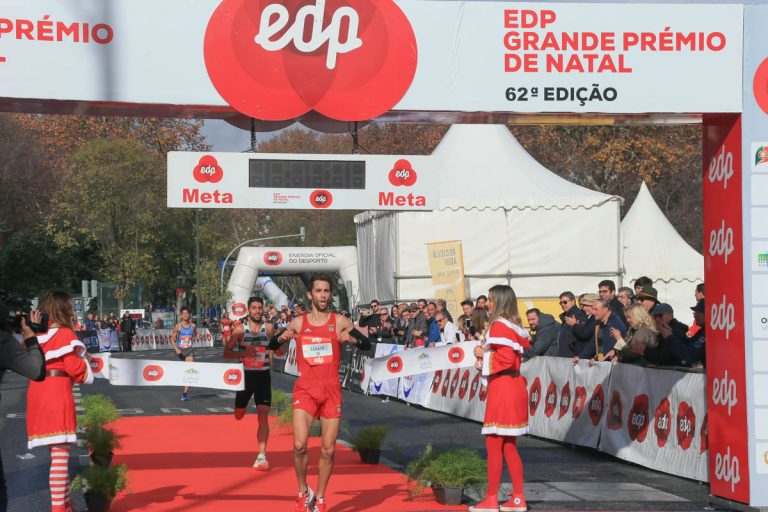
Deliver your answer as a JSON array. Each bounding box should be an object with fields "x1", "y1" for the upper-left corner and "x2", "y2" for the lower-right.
[
  {"x1": 365, "y1": 341, "x2": 477, "y2": 384},
  {"x1": 88, "y1": 352, "x2": 110, "y2": 380},
  {"x1": 599, "y1": 364, "x2": 708, "y2": 482},
  {"x1": 339, "y1": 342, "x2": 376, "y2": 394},
  {"x1": 703, "y1": 114, "x2": 750, "y2": 501},
  {"x1": 0, "y1": 2, "x2": 743, "y2": 119},
  {"x1": 524, "y1": 358, "x2": 611, "y2": 449},
  {"x1": 397, "y1": 372, "x2": 433, "y2": 407},
  {"x1": 368, "y1": 343, "x2": 403, "y2": 397},
  {"x1": 76, "y1": 330, "x2": 99, "y2": 351},
  {"x1": 168, "y1": 152, "x2": 437, "y2": 211},
  {"x1": 426, "y1": 241, "x2": 466, "y2": 321},
  {"x1": 424, "y1": 367, "x2": 486, "y2": 422},
  {"x1": 96, "y1": 328, "x2": 119, "y2": 352},
  {"x1": 132, "y1": 328, "x2": 214, "y2": 352},
  {"x1": 106, "y1": 358, "x2": 245, "y2": 391}
]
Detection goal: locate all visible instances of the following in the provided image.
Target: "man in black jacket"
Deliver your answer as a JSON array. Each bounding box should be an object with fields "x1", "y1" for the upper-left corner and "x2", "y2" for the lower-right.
[
  {"x1": 120, "y1": 312, "x2": 135, "y2": 352},
  {"x1": 523, "y1": 309, "x2": 560, "y2": 359},
  {"x1": 598, "y1": 279, "x2": 628, "y2": 327},
  {"x1": 556, "y1": 291, "x2": 588, "y2": 357}
]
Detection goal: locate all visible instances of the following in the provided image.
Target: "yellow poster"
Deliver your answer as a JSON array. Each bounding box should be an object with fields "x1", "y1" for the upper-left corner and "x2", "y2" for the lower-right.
[{"x1": 426, "y1": 240, "x2": 466, "y2": 321}]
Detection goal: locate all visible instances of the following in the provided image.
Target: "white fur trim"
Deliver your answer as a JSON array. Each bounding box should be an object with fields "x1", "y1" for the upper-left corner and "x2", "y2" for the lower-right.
[
  {"x1": 45, "y1": 340, "x2": 86, "y2": 361},
  {"x1": 36, "y1": 328, "x2": 59, "y2": 344},
  {"x1": 28, "y1": 434, "x2": 76, "y2": 449},
  {"x1": 481, "y1": 425, "x2": 529, "y2": 436},
  {"x1": 495, "y1": 317, "x2": 532, "y2": 340},
  {"x1": 82, "y1": 358, "x2": 94, "y2": 385},
  {"x1": 484, "y1": 337, "x2": 526, "y2": 354}
]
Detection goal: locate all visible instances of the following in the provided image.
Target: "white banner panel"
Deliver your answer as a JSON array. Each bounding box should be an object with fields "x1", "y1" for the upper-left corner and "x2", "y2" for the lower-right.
[
  {"x1": 168, "y1": 152, "x2": 437, "y2": 211},
  {"x1": 397, "y1": 372, "x2": 433, "y2": 407},
  {"x1": 366, "y1": 341, "x2": 477, "y2": 382},
  {"x1": 0, "y1": 1, "x2": 743, "y2": 117},
  {"x1": 424, "y1": 367, "x2": 487, "y2": 422},
  {"x1": 368, "y1": 343, "x2": 403, "y2": 397},
  {"x1": 599, "y1": 364, "x2": 708, "y2": 482},
  {"x1": 88, "y1": 352, "x2": 110, "y2": 380},
  {"x1": 523, "y1": 358, "x2": 611, "y2": 449},
  {"x1": 107, "y1": 358, "x2": 245, "y2": 391}
]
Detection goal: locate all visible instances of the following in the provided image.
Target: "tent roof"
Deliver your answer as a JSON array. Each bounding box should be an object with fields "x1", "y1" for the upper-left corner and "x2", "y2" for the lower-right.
[
  {"x1": 432, "y1": 124, "x2": 619, "y2": 211},
  {"x1": 621, "y1": 182, "x2": 703, "y2": 282}
]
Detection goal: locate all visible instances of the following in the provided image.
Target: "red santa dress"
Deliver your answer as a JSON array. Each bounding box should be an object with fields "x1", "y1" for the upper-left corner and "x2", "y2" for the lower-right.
[
  {"x1": 27, "y1": 327, "x2": 93, "y2": 449},
  {"x1": 480, "y1": 318, "x2": 531, "y2": 436}
]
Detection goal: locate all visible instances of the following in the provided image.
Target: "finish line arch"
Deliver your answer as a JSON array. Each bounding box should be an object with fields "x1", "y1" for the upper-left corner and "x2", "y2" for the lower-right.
[{"x1": 226, "y1": 247, "x2": 359, "y2": 318}]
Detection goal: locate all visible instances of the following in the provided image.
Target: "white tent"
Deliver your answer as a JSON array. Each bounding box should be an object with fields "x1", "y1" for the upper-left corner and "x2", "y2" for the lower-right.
[
  {"x1": 354, "y1": 124, "x2": 623, "y2": 303},
  {"x1": 621, "y1": 182, "x2": 703, "y2": 320}
]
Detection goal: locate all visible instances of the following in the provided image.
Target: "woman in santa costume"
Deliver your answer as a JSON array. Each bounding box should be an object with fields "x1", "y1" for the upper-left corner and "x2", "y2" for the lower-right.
[
  {"x1": 27, "y1": 290, "x2": 93, "y2": 512},
  {"x1": 470, "y1": 285, "x2": 531, "y2": 512}
]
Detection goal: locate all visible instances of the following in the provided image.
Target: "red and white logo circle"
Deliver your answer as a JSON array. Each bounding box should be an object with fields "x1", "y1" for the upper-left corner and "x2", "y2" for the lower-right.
[
  {"x1": 441, "y1": 369, "x2": 452, "y2": 397},
  {"x1": 310, "y1": 190, "x2": 333, "y2": 209},
  {"x1": 572, "y1": 385, "x2": 587, "y2": 420},
  {"x1": 627, "y1": 394, "x2": 650, "y2": 443},
  {"x1": 458, "y1": 370, "x2": 470, "y2": 400},
  {"x1": 544, "y1": 381, "x2": 558, "y2": 418},
  {"x1": 607, "y1": 390, "x2": 623, "y2": 431},
  {"x1": 89, "y1": 358, "x2": 104, "y2": 373},
  {"x1": 386, "y1": 355, "x2": 403, "y2": 374},
  {"x1": 449, "y1": 369, "x2": 461, "y2": 398},
  {"x1": 558, "y1": 382, "x2": 571, "y2": 420},
  {"x1": 193, "y1": 155, "x2": 224, "y2": 183},
  {"x1": 431, "y1": 370, "x2": 444, "y2": 394},
  {"x1": 754, "y1": 57, "x2": 768, "y2": 116},
  {"x1": 529, "y1": 377, "x2": 542, "y2": 416},
  {"x1": 677, "y1": 401, "x2": 696, "y2": 451},
  {"x1": 264, "y1": 251, "x2": 283, "y2": 266},
  {"x1": 469, "y1": 371, "x2": 480, "y2": 401},
  {"x1": 654, "y1": 397, "x2": 672, "y2": 448},
  {"x1": 588, "y1": 384, "x2": 605, "y2": 426},
  {"x1": 388, "y1": 159, "x2": 417, "y2": 187},
  {"x1": 231, "y1": 302, "x2": 247, "y2": 317},
  {"x1": 224, "y1": 369, "x2": 243, "y2": 386},
  {"x1": 204, "y1": 0, "x2": 418, "y2": 121},
  {"x1": 143, "y1": 365, "x2": 164, "y2": 382},
  {"x1": 448, "y1": 347, "x2": 465, "y2": 365}
]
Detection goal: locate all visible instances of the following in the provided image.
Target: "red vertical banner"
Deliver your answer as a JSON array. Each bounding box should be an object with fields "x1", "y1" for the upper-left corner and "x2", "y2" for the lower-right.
[{"x1": 703, "y1": 114, "x2": 749, "y2": 503}]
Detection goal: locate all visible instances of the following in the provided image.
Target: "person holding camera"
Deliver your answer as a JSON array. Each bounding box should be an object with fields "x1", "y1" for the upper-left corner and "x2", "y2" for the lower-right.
[
  {"x1": 26, "y1": 290, "x2": 94, "y2": 512},
  {"x1": 0, "y1": 302, "x2": 46, "y2": 512}
]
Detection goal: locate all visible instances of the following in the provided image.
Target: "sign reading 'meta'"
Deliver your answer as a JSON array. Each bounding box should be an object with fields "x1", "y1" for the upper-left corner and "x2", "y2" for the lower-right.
[{"x1": 167, "y1": 152, "x2": 437, "y2": 210}]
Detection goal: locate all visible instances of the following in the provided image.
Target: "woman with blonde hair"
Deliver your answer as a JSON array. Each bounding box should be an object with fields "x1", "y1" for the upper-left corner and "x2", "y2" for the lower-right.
[
  {"x1": 26, "y1": 290, "x2": 93, "y2": 512},
  {"x1": 470, "y1": 285, "x2": 531, "y2": 512},
  {"x1": 606, "y1": 302, "x2": 657, "y2": 363}
]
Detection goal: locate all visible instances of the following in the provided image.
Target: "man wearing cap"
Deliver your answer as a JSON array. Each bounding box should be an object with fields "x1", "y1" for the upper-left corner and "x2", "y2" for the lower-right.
[
  {"x1": 668, "y1": 299, "x2": 706, "y2": 367},
  {"x1": 636, "y1": 285, "x2": 659, "y2": 313},
  {"x1": 653, "y1": 303, "x2": 689, "y2": 340},
  {"x1": 403, "y1": 303, "x2": 420, "y2": 347}
]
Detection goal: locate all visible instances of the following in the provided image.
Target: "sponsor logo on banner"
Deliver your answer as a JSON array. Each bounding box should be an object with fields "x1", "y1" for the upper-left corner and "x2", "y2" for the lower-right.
[
  {"x1": 449, "y1": 370, "x2": 460, "y2": 398},
  {"x1": 654, "y1": 397, "x2": 672, "y2": 448},
  {"x1": 558, "y1": 382, "x2": 571, "y2": 420},
  {"x1": 441, "y1": 369, "x2": 452, "y2": 397},
  {"x1": 755, "y1": 145, "x2": 768, "y2": 168},
  {"x1": 264, "y1": 251, "x2": 283, "y2": 266},
  {"x1": 203, "y1": 0, "x2": 418, "y2": 121},
  {"x1": 469, "y1": 372, "x2": 480, "y2": 401},
  {"x1": 607, "y1": 390, "x2": 623, "y2": 430},
  {"x1": 709, "y1": 219, "x2": 734, "y2": 265},
  {"x1": 109, "y1": 363, "x2": 120, "y2": 381},
  {"x1": 448, "y1": 346, "x2": 465, "y2": 365},
  {"x1": 183, "y1": 367, "x2": 201, "y2": 384},
  {"x1": 758, "y1": 252, "x2": 768, "y2": 269},
  {"x1": 478, "y1": 380, "x2": 487, "y2": 401},
  {"x1": 627, "y1": 394, "x2": 650, "y2": 443},
  {"x1": 224, "y1": 369, "x2": 243, "y2": 386},
  {"x1": 707, "y1": 145, "x2": 734, "y2": 190},
  {"x1": 89, "y1": 358, "x2": 104, "y2": 373},
  {"x1": 755, "y1": 58, "x2": 768, "y2": 116},
  {"x1": 432, "y1": 370, "x2": 444, "y2": 394},
  {"x1": 388, "y1": 159, "x2": 418, "y2": 186},
  {"x1": 143, "y1": 365, "x2": 164, "y2": 382},
  {"x1": 714, "y1": 446, "x2": 741, "y2": 494},
  {"x1": 231, "y1": 303, "x2": 247, "y2": 317},
  {"x1": 588, "y1": 384, "x2": 605, "y2": 426},
  {"x1": 458, "y1": 370, "x2": 470, "y2": 400},
  {"x1": 544, "y1": 382, "x2": 557, "y2": 418},
  {"x1": 417, "y1": 352, "x2": 433, "y2": 371},
  {"x1": 710, "y1": 295, "x2": 736, "y2": 340},
  {"x1": 711, "y1": 369, "x2": 738, "y2": 415},
  {"x1": 700, "y1": 414, "x2": 709, "y2": 454},
  {"x1": 529, "y1": 377, "x2": 542, "y2": 416},
  {"x1": 310, "y1": 190, "x2": 333, "y2": 209},
  {"x1": 386, "y1": 355, "x2": 403, "y2": 374},
  {"x1": 193, "y1": 155, "x2": 224, "y2": 183},
  {"x1": 677, "y1": 401, "x2": 696, "y2": 451},
  {"x1": 572, "y1": 386, "x2": 587, "y2": 420}
]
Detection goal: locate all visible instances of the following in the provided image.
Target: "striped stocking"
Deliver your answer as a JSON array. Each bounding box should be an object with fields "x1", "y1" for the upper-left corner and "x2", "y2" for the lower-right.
[{"x1": 49, "y1": 444, "x2": 72, "y2": 512}]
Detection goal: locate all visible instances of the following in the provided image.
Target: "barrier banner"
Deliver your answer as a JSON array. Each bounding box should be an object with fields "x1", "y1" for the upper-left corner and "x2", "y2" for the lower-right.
[
  {"x1": 426, "y1": 241, "x2": 466, "y2": 321},
  {"x1": 365, "y1": 341, "x2": 477, "y2": 384},
  {"x1": 132, "y1": 328, "x2": 214, "y2": 351},
  {"x1": 397, "y1": 372, "x2": 433, "y2": 407},
  {"x1": 368, "y1": 343, "x2": 403, "y2": 397},
  {"x1": 88, "y1": 352, "x2": 110, "y2": 380},
  {"x1": 96, "y1": 328, "x2": 119, "y2": 352},
  {"x1": 524, "y1": 358, "x2": 612, "y2": 449},
  {"x1": 599, "y1": 363, "x2": 708, "y2": 482},
  {"x1": 340, "y1": 342, "x2": 376, "y2": 394},
  {"x1": 106, "y1": 357, "x2": 245, "y2": 391},
  {"x1": 424, "y1": 366, "x2": 487, "y2": 422}
]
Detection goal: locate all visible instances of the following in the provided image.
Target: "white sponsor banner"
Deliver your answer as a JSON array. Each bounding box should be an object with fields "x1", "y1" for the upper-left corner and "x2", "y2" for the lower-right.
[
  {"x1": 524, "y1": 358, "x2": 611, "y2": 448},
  {"x1": 96, "y1": 329, "x2": 119, "y2": 352},
  {"x1": 132, "y1": 328, "x2": 214, "y2": 351},
  {"x1": 599, "y1": 364, "x2": 708, "y2": 482},
  {"x1": 107, "y1": 358, "x2": 245, "y2": 391},
  {"x1": 397, "y1": 372, "x2": 433, "y2": 407},
  {"x1": 88, "y1": 352, "x2": 110, "y2": 380},
  {"x1": 0, "y1": 1, "x2": 742, "y2": 117},
  {"x1": 367, "y1": 341, "x2": 477, "y2": 382},
  {"x1": 424, "y1": 366, "x2": 487, "y2": 422},
  {"x1": 368, "y1": 343, "x2": 403, "y2": 397},
  {"x1": 168, "y1": 152, "x2": 437, "y2": 211}
]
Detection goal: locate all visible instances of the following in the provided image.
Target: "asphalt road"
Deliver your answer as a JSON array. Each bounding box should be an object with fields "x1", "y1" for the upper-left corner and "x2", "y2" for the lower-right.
[{"x1": 0, "y1": 348, "x2": 748, "y2": 512}]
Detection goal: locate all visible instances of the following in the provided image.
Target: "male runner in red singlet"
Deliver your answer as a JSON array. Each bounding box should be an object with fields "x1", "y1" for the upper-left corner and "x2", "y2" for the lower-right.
[{"x1": 275, "y1": 274, "x2": 370, "y2": 512}]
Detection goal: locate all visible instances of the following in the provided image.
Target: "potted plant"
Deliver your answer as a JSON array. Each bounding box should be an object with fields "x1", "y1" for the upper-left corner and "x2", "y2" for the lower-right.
[
  {"x1": 406, "y1": 445, "x2": 486, "y2": 505},
  {"x1": 79, "y1": 395, "x2": 120, "y2": 429},
  {"x1": 78, "y1": 395, "x2": 122, "y2": 466},
  {"x1": 270, "y1": 389, "x2": 291, "y2": 417},
  {"x1": 72, "y1": 463, "x2": 128, "y2": 512},
  {"x1": 85, "y1": 426, "x2": 122, "y2": 466},
  {"x1": 351, "y1": 425, "x2": 390, "y2": 464}
]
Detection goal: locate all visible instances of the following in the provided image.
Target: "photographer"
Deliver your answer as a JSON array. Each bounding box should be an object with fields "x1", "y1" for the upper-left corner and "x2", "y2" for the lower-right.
[{"x1": 0, "y1": 300, "x2": 46, "y2": 512}]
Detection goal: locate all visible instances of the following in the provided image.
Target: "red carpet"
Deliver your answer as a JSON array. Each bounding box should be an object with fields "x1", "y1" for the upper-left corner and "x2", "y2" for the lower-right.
[{"x1": 110, "y1": 415, "x2": 464, "y2": 511}]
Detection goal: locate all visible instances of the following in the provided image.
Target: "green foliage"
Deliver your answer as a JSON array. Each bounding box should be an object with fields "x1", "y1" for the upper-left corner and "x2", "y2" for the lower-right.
[
  {"x1": 351, "y1": 425, "x2": 391, "y2": 451},
  {"x1": 72, "y1": 463, "x2": 128, "y2": 499},
  {"x1": 85, "y1": 427, "x2": 122, "y2": 456},
  {"x1": 276, "y1": 403, "x2": 294, "y2": 428},
  {"x1": 271, "y1": 388, "x2": 291, "y2": 411},
  {"x1": 405, "y1": 444, "x2": 486, "y2": 497},
  {"x1": 79, "y1": 395, "x2": 120, "y2": 430}
]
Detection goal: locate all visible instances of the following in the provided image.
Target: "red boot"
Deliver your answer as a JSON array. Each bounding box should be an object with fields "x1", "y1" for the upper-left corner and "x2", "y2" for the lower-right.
[
  {"x1": 468, "y1": 496, "x2": 499, "y2": 512},
  {"x1": 500, "y1": 494, "x2": 527, "y2": 512}
]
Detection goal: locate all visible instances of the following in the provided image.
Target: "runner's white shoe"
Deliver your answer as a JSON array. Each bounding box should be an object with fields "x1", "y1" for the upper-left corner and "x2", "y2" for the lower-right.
[{"x1": 253, "y1": 453, "x2": 270, "y2": 471}]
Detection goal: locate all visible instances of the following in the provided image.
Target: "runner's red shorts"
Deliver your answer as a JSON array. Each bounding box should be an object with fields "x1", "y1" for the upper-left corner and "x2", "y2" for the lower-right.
[{"x1": 293, "y1": 379, "x2": 342, "y2": 419}]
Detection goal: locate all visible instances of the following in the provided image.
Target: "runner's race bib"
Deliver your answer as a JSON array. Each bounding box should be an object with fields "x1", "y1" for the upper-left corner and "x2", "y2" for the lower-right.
[
  {"x1": 242, "y1": 347, "x2": 267, "y2": 368},
  {"x1": 179, "y1": 335, "x2": 193, "y2": 349},
  {"x1": 301, "y1": 336, "x2": 334, "y2": 366}
]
